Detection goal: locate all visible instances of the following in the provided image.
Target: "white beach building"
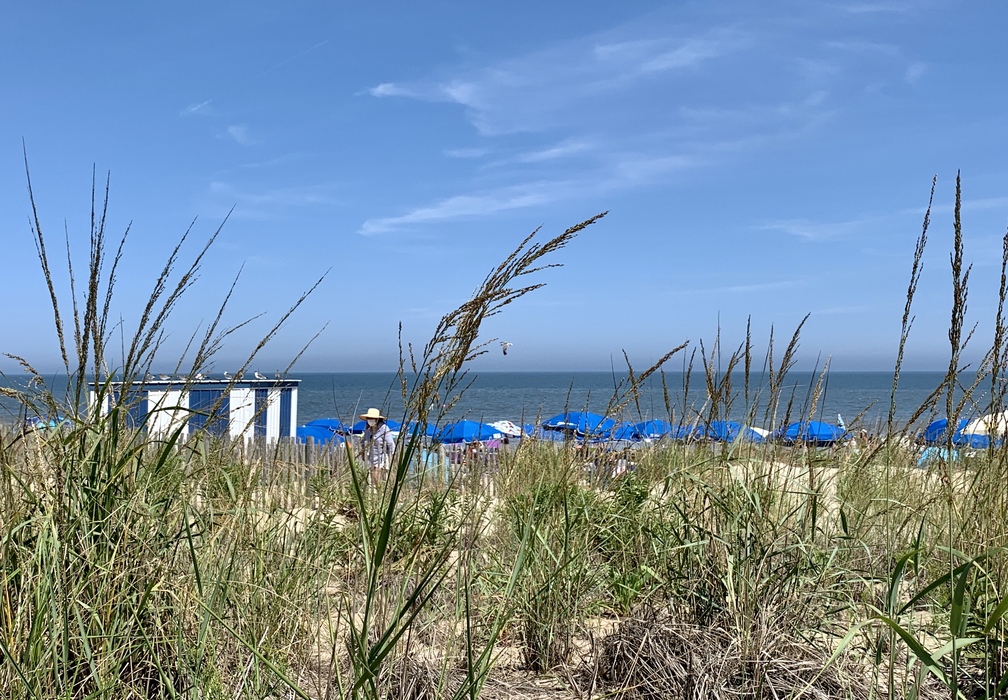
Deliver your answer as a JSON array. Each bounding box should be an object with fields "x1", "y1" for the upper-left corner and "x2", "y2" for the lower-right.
[{"x1": 92, "y1": 377, "x2": 299, "y2": 442}]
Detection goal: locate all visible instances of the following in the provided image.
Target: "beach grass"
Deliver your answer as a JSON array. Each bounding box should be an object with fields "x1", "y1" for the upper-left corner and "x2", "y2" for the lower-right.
[{"x1": 2, "y1": 170, "x2": 1008, "y2": 699}]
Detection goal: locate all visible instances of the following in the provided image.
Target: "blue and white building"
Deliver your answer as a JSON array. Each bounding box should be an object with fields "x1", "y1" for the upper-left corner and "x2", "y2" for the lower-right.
[{"x1": 93, "y1": 377, "x2": 299, "y2": 442}]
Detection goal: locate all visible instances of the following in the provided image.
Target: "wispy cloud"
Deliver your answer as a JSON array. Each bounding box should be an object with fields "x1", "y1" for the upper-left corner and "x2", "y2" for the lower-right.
[
  {"x1": 367, "y1": 25, "x2": 751, "y2": 136},
  {"x1": 757, "y1": 216, "x2": 882, "y2": 242},
  {"x1": 359, "y1": 183, "x2": 561, "y2": 235},
  {"x1": 207, "y1": 181, "x2": 339, "y2": 219},
  {"x1": 368, "y1": 82, "x2": 418, "y2": 98},
  {"x1": 705, "y1": 279, "x2": 799, "y2": 295},
  {"x1": 226, "y1": 125, "x2": 253, "y2": 145},
  {"x1": 181, "y1": 99, "x2": 213, "y2": 116},
  {"x1": 481, "y1": 140, "x2": 593, "y2": 169},
  {"x1": 904, "y1": 61, "x2": 926, "y2": 83},
  {"x1": 515, "y1": 140, "x2": 593, "y2": 163},
  {"x1": 444, "y1": 146, "x2": 490, "y2": 159}
]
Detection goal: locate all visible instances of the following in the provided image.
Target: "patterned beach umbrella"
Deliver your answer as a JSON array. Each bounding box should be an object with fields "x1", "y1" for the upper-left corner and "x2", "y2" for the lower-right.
[
  {"x1": 541, "y1": 411, "x2": 616, "y2": 437},
  {"x1": 489, "y1": 420, "x2": 524, "y2": 437}
]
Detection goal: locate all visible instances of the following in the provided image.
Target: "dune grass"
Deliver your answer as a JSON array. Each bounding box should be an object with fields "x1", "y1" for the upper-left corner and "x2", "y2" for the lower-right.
[{"x1": 2, "y1": 170, "x2": 1008, "y2": 699}]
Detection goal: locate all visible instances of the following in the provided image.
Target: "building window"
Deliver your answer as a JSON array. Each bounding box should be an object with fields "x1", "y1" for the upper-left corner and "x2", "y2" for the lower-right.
[
  {"x1": 189, "y1": 389, "x2": 230, "y2": 437},
  {"x1": 279, "y1": 389, "x2": 292, "y2": 438},
  {"x1": 113, "y1": 388, "x2": 148, "y2": 429},
  {"x1": 254, "y1": 389, "x2": 269, "y2": 438},
  {"x1": 125, "y1": 388, "x2": 148, "y2": 429}
]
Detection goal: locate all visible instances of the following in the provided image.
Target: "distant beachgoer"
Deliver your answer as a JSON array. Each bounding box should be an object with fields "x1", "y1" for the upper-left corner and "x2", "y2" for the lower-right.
[{"x1": 359, "y1": 407, "x2": 395, "y2": 486}]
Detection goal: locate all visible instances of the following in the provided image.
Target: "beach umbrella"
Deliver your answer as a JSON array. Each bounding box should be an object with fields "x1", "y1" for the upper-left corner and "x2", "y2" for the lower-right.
[
  {"x1": 305, "y1": 417, "x2": 351, "y2": 434},
  {"x1": 635, "y1": 419, "x2": 673, "y2": 439},
  {"x1": 706, "y1": 420, "x2": 767, "y2": 443},
  {"x1": 541, "y1": 411, "x2": 616, "y2": 437},
  {"x1": 920, "y1": 418, "x2": 969, "y2": 445},
  {"x1": 436, "y1": 420, "x2": 502, "y2": 444},
  {"x1": 296, "y1": 424, "x2": 345, "y2": 445},
  {"x1": 918, "y1": 417, "x2": 991, "y2": 448},
  {"x1": 667, "y1": 423, "x2": 704, "y2": 442},
  {"x1": 489, "y1": 420, "x2": 524, "y2": 437},
  {"x1": 401, "y1": 420, "x2": 437, "y2": 438},
  {"x1": 607, "y1": 421, "x2": 645, "y2": 442},
  {"x1": 776, "y1": 420, "x2": 848, "y2": 446},
  {"x1": 963, "y1": 411, "x2": 1008, "y2": 436}
]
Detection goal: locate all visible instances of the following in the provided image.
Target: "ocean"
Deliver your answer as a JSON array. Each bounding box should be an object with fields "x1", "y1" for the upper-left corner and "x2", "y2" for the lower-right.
[
  {"x1": 292, "y1": 371, "x2": 966, "y2": 431},
  {"x1": 0, "y1": 370, "x2": 971, "y2": 431}
]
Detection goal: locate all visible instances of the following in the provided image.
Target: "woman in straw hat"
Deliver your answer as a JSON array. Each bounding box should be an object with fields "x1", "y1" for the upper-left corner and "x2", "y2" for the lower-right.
[{"x1": 359, "y1": 407, "x2": 395, "y2": 486}]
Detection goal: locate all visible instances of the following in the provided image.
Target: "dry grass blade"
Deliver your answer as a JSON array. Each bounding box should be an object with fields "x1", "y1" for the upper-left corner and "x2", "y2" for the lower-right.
[{"x1": 403, "y1": 212, "x2": 607, "y2": 428}]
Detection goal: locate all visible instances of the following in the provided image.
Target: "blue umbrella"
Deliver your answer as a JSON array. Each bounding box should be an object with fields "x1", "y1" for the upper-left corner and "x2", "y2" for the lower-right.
[
  {"x1": 918, "y1": 417, "x2": 993, "y2": 447},
  {"x1": 607, "y1": 421, "x2": 645, "y2": 442},
  {"x1": 296, "y1": 424, "x2": 345, "y2": 445},
  {"x1": 305, "y1": 417, "x2": 351, "y2": 434},
  {"x1": 668, "y1": 424, "x2": 704, "y2": 442},
  {"x1": 776, "y1": 420, "x2": 848, "y2": 446},
  {"x1": 706, "y1": 420, "x2": 766, "y2": 443},
  {"x1": 541, "y1": 411, "x2": 616, "y2": 437},
  {"x1": 436, "y1": 420, "x2": 502, "y2": 444},
  {"x1": 402, "y1": 420, "x2": 437, "y2": 438},
  {"x1": 635, "y1": 419, "x2": 673, "y2": 439}
]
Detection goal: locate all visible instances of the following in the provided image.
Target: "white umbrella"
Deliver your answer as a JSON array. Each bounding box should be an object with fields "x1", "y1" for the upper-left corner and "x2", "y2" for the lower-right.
[
  {"x1": 489, "y1": 420, "x2": 524, "y2": 437},
  {"x1": 963, "y1": 410, "x2": 1008, "y2": 436}
]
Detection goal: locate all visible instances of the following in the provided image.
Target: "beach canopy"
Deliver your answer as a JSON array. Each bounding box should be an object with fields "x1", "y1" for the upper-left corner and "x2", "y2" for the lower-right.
[
  {"x1": 919, "y1": 417, "x2": 993, "y2": 448},
  {"x1": 963, "y1": 411, "x2": 1008, "y2": 437},
  {"x1": 489, "y1": 420, "x2": 524, "y2": 437},
  {"x1": 608, "y1": 421, "x2": 645, "y2": 442},
  {"x1": 667, "y1": 424, "x2": 705, "y2": 442},
  {"x1": 705, "y1": 420, "x2": 767, "y2": 443},
  {"x1": 436, "y1": 420, "x2": 502, "y2": 444},
  {"x1": 305, "y1": 417, "x2": 351, "y2": 434},
  {"x1": 920, "y1": 417, "x2": 969, "y2": 445},
  {"x1": 635, "y1": 419, "x2": 673, "y2": 439},
  {"x1": 775, "y1": 420, "x2": 848, "y2": 445},
  {"x1": 296, "y1": 424, "x2": 345, "y2": 445},
  {"x1": 401, "y1": 420, "x2": 437, "y2": 438},
  {"x1": 541, "y1": 411, "x2": 616, "y2": 437}
]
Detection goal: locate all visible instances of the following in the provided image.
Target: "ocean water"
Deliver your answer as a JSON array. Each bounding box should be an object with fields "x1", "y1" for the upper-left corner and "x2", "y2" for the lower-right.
[
  {"x1": 0, "y1": 370, "x2": 987, "y2": 432},
  {"x1": 292, "y1": 371, "x2": 957, "y2": 431}
]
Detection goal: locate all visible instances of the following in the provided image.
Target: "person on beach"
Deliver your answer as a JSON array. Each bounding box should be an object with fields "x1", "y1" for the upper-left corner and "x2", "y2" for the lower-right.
[{"x1": 359, "y1": 407, "x2": 395, "y2": 486}]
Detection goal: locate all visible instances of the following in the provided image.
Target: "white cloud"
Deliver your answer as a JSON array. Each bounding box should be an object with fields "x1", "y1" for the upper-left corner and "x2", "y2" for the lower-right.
[
  {"x1": 368, "y1": 82, "x2": 418, "y2": 98},
  {"x1": 181, "y1": 99, "x2": 213, "y2": 116},
  {"x1": 444, "y1": 147, "x2": 490, "y2": 159},
  {"x1": 207, "y1": 181, "x2": 338, "y2": 219},
  {"x1": 359, "y1": 184, "x2": 559, "y2": 235},
  {"x1": 758, "y1": 212, "x2": 904, "y2": 242},
  {"x1": 226, "y1": 124, "x2": 253, "y2": 145},
  {"x1": 904, "y1": 61, "x2": 926, "y2": 83},
  {"x1": 516, "y1": 140, "x2": 592, "y2": 163},
  {"x1": 367, "y1": 24, "x2": 752, "y2": 136}
]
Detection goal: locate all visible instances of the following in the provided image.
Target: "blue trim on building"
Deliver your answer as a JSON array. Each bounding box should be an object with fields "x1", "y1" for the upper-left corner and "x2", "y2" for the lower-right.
[
  {"x1": 254, "y1": 388, "x2": 269, "y2": 438},
  {"x1": 279, "y1": 388, "x2": 292, "y2": 438},
  {"x1": 188, "y1": 389, "x2": 230, "y2": 437}
]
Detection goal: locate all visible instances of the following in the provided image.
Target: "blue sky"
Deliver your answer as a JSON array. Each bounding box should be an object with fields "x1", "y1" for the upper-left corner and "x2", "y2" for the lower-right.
[{"x1": 3, "y1": 1, "x2": 1008, "y2": 375}]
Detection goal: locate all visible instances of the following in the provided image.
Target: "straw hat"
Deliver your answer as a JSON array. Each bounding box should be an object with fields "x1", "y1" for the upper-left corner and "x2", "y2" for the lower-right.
[{"x1": 359, "y1": 407, "x2": 385, "y2": 421}]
